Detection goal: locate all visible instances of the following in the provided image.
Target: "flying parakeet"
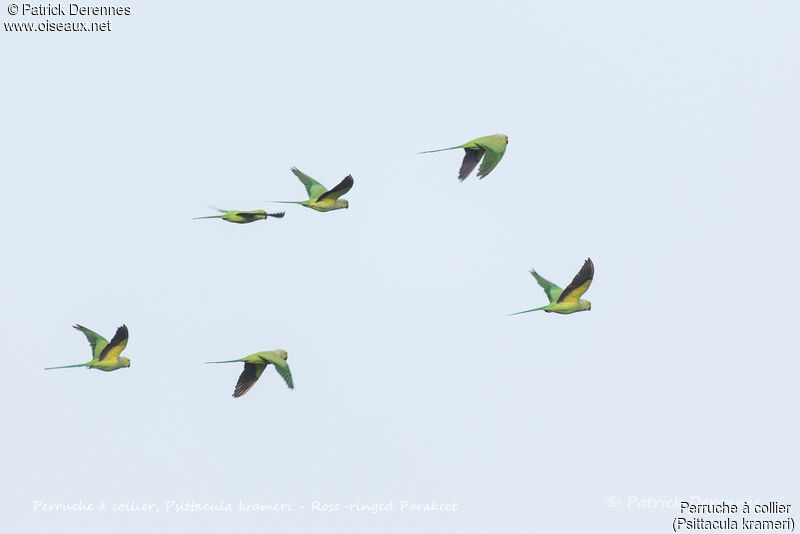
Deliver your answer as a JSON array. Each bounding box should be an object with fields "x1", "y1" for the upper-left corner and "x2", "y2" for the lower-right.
[
  {"x1": 45, "y1": 324, "x2": 131, "y2": 371},
  {"x1": 509, "y1": 258, "x2": 594, "y2": 315},
  {"x1": 270, "y1": 167, "x2": 353, "y2": 212},
  {"x1": 420, "y1": 134, "x2": 508, "y2": 181},
  {"x1": 193, "y1": 208, "x2": 285, "y2": 224},
  {"x1": 205, "y1": 350, "x2": 293, "y2": 398}
]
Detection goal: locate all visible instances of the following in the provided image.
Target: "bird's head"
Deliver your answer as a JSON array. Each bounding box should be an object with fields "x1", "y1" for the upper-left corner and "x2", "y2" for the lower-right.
[
  {"x1": 581, "y1": 300, "x2": 592, "y2": 311},
  {"x1": 503, "y1": 134, "x2": 509, "y2": 144},
  {"x1": 276, "y1": 350, "x2": 288, "y2": 361},
  {"x1": 341, "y1": 199, "x2": 350, "y2": 209},
  {"x1": 121, "y1": 357, "x2": 131, "y2": 368}
]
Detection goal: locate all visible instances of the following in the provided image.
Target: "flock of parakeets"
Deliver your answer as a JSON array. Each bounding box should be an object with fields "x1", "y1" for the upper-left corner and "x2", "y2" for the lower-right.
[{"x1": 45, "y1": 133, "x2": 594, "y2": 398}]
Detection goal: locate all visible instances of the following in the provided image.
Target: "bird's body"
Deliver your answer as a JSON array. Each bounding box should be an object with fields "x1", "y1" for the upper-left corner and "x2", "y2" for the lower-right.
[
  {"x1": 205, "y1": 350, "x2": 293, "y2": 398},
  {"x1": 420, "y1": 133, "x2": 508, "y2": 180},
  {"x1": 509, "y1": 258, "x2": 594, "y2": 316},
  {"x1": 45, "y1": 324, "x2": 131, "y2": 371},
  {"x1": 193, "y1": 209, "x2": 285, "y2": 224},
  {"x1": 271, "y1": 167, "x2": 353, "y2": 212}
]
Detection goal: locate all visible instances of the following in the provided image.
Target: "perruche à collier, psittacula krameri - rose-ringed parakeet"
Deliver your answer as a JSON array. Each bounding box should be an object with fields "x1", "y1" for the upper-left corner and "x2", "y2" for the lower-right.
[
  {"x1": 45, "y1": 324, "x2": 131, "y2": 371},
  {"x1": 205, "y1": 350, "x2": 293, "y2": 398},
  {"x1": 420, "y1": 134, "x2": 508, "y2": 181},
  {"x1": 193, "y1": 208, "x2": 285, "y2": 224},
  {"x1": 269, "y1": 167, "x2": 353, "y2": 212},
  {"x1": 509, "y1": 258, "x2": 594, "y2": 315}
]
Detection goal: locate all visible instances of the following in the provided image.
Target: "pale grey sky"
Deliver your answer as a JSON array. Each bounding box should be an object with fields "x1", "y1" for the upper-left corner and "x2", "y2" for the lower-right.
[{"x1": 2, "y1": 1, "x2": 799, "y2": 532}]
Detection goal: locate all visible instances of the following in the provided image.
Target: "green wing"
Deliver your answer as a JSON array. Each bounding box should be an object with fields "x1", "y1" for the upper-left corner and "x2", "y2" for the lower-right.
[
  {"x1": 291, "y1": 167, "x2": 328, "y2": 202},
  {"x1": 73, "y1": 324, "x2": 109, "y2": 359},
  {"x1": 257, "y1": 351, "x2": 294, "y2": 389},
  {"x1": 316, "y1": 175, "x2": 353, "y2": 202},
  {"x1": 273, "y1": 364, "x2": 294, "y2": 389},
  {"x1": 529, "y1": 269, "x2": 562, "y2": 303},
  {"x1": 475, "y1": 137, "x2": 507, "y2": 178}
]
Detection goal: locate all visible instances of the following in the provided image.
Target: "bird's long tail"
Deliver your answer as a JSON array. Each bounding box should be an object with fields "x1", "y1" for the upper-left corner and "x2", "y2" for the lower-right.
[
  {"x1": 193, "y1": 206, "x2": 228, "y2": 219},
  {"x1": 507, "y1": 306, "x2": 548, "y2": 317},
  {"x1": 268, "y1": 200, "x2": 304, "y2": 205},
  {"x1": 204, "y1": 359, "x2": 244, "y2": 364},
  {"x1": 418, "y1": 145, "x2": 463, "y2": 154},
  {"x1": 266, "y1": 211, "x2": 286, "y2": 218},
  {"x1": 44, "y1": 362, "x2": 91, "y2": 370}
]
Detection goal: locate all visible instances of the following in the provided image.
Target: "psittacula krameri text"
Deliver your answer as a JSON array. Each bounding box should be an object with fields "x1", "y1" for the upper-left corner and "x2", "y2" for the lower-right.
[
  {"x1": 193, "y1": 208, "x2": 285, "y2": 224},
  {"x1": 45, "y1": 324, "x2": 131, "y2": 371},
  {"x1": 205, "y1": 350, "x2": 293, "y2": 398},
  {"x1": 509, "y1": 258, "x2": 594, "y2": 315},
  {"x1": 270, "y1": 167, "x2": 353, "y2": 212},
  {"x1": 420, "y1": 134, "x2": 508, "y2": 181}
]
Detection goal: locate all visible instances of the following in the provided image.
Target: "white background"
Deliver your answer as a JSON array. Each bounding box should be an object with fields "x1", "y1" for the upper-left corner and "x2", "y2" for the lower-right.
[{"x1": 1, "y1": 1, "x2": 798, "y2": 532}]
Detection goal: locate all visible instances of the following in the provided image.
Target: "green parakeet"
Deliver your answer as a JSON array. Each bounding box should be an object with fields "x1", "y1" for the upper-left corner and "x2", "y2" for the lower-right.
[
  {"x1": 45, "y1": 325, "x2": 131, "y2": 371},
  {"x1": 270, "y1": 167, "x2": 353, "y2": 212},
  {"x1": 205, "y1": 350, "x2": 293, "y2": 398},
  {"x1": 420, "y1": 134, "x2": 508, "y2": 180},
  {"x1": 509, "y1": 258, "x2": 594, "y2": 315},
  {"x1": 193, "y1": 208, "x2": 285, "y2": 224}
]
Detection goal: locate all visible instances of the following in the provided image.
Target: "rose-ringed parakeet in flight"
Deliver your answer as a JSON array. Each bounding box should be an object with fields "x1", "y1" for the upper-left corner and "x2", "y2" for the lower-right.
[
  {"x1": 509, "y1": 258, "x2": 594, "y2": 315},
  {"x1": 45, "y1": 324, "x2": 131, "y2": 371},
  {"x1": 270, "y1": 167, "x2": 353, "y2": 212},
  {"x1": 193, "y1": 208, "x2": 285, "y2": 224},
  {"x1": 420, "y1": 134, "x2": 508, "y2": 181},
  {"x1": 205, "y1": 350, "x2": 293, "y2": 398}
]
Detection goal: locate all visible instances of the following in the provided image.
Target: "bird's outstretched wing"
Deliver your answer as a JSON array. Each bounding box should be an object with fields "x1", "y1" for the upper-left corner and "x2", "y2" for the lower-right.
[
  {"x1": 475, "y1": 139, "x2": 506, "y2": 178},
  {"x1": 234, "y1": 362, "x2": 266, "y2": 398},
  {"x1": 529, "y1": 270, "x2": 563, "y2": 303},
  {"x1": 73, "y1": 324, "x2": 109, "y2": 360},
  {"x1": 98, "y1": 325, "x2": 129, "y2": 363},
  {"x1": 258, "y1": 351, "x2": 294, "y2": 389},
  {"x1": 291, "y1": 167, "x2": 328, "y2": 201},
  {"x1": 557, "y1": 258, "x2": 594, "y2": 304},
  {"x1": 459, "y1": 148, "x2": 484, "y2": 181},
  {"x1": 316, "y1": 175, "x2": 354, "y2": 202},
  {"x1": 273, "y1": 365, "x2": 294, "y2": 389}
]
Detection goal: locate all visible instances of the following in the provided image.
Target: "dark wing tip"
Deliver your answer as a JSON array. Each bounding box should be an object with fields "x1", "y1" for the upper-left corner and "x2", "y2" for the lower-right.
[
  {"x1": 317, "y1": 174, "x2": 354, "y2": 201},
  {"x1": 574, "y1": 258, "x2": 594, "y2": 282},
  {"x1": 583, "y1": 258, "x2": 595, "y2": 277},
  {"x1": 107, "y1": 325, "x2": 129, "y2": 347},
  {"x1": 458, "y1": 148, "x2": 482, "y2": 181},
  {"x1": 232, "y1": 364, "x2": 258, "y2": 398},
  {"x1": 108, "y1": 325, "x2": 128, "y2": 344},
  {"x1": 557, "y1": 258, "x2": 595, "y2": 302}
]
